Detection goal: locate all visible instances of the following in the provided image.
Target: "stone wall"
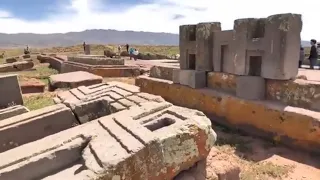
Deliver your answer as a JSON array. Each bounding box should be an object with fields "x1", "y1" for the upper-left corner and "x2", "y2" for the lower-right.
[{"x1": 136, "y1": 76, "x2": 320, "y2": 154}]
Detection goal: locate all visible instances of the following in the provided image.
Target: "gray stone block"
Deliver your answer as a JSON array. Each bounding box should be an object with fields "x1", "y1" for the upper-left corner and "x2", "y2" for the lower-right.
[
  {"x1": 0, "y1": 104, "x2": 78, "y2": 153},
  {"x1": 178, "y1": 70, "x2": 206, "y2": 88},
  {"x1": 172, "y1": 68, "x2": 180, "y2": 83},
  {"x1": 0, "y1": 105, "x2": 29, "y2": 120},
  {"x1": 0, "y1": 74, "x2": 23, "y2": 108},
  {"x1": 236, "y1": 76, "x2": 265, "y2": 100}
]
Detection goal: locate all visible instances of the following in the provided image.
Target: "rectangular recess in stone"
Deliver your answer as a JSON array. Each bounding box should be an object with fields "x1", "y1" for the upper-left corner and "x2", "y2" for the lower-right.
[
  {"x1": 143, "y1": 117, "x2": 176, "y2": 132},
  {"x1": 248, "y1": 56, "x2": 262, "y2": 76},
  {"x1": 188, "y1": 54, "x2": 196, "y2": 70},
  {"x1": 111, "y1": 86, "x2": 133, "y2": 97},
  {"x1": 0, "y1": 105, "x2": 29, "y2": 120}
]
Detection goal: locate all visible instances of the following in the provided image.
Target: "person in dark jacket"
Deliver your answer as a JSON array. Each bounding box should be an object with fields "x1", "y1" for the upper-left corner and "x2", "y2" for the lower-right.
[
  {"x1": 309, "y1": 39, "x2": 318, "y2": 69},
  {"x1": 125, "y1": 44, "x2": 129, "y2": 52}
]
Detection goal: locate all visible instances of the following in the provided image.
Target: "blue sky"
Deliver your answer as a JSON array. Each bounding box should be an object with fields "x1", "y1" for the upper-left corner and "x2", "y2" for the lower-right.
[{"x1": 0, "y1": 0, "x2": 319, "y2": 40}]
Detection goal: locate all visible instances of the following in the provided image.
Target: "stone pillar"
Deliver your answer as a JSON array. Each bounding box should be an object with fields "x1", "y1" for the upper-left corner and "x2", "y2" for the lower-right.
[
  {"x1": 84, "y1": 44, "x2": 91, "y2": 55},
  {"x1": 179, "y1": 25, "x2": 196, "y2": 69},
  {"x1": 196, "y1": 22, "x2": 221, "y2": 72},
  {"x1": 261, "y1": 13, "x2": 302, "y2": 80},
  {"x1": 232, "y1": 18, "x2": 265, "y2": 75}
]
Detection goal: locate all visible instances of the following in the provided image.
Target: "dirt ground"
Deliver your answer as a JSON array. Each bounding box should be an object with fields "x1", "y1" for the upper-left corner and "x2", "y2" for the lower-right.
[{"x1": 209, "y1": 126, "x2": 320, "y2": 180}]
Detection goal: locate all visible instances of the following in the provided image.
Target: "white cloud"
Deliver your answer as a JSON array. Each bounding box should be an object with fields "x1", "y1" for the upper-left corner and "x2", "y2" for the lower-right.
[{"x1": 0, "y1": 0, "x2": 318, "y2": 41}]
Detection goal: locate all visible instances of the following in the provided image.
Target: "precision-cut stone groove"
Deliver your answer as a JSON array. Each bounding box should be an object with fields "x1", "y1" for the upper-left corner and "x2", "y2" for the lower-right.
[
  {"x1": 112, "y1": 118, "x2": 147, "y2": 146},
  {"x1": 0, "y1": 135, "x2": 88, "y2": 170},
  {"x1": 116, "y1": 98, "x2": 139, "y2": 108},
  {"x1": 139, "y1": 110, "x2": 188, "y2": 125},
  {"x1": 133, "y1": 104, "x2": 172, "y2": 120},
  {"x1": 0, "y1": 107, "x2": 68, "y2": 129},
  {"x1": 88, "y1": 144, "x2": 104, "y2": 169},
  {"x1": 97, "y1": 121, "x2": 131, "y2": 154}
]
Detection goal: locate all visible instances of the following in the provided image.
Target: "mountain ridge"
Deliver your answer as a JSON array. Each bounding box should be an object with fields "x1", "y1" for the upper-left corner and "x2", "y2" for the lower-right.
[{"x1": 0, "y1": 29, "x2": 310, "y2": 48}]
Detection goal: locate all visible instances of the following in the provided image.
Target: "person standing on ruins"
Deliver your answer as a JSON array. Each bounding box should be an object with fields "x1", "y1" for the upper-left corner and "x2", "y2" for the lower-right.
[
  {"x1": 126, "y1": 44, "x2": 129, "y2": 52},
  {"x1": 309, "y1": 39, "x2": 318, "y2": 69},
  {"x1": 129, "y1": 47, "x2": 134, "y2": 60},
  {"x1": 83, "y1": 42, "x2": 86, "y2": 52},
  {"x1": 299, "y1": 46, "x2": 304, "y2": 68},
  {"x1": 118, "y1": 45, "x2": 121, "y2": 57}
]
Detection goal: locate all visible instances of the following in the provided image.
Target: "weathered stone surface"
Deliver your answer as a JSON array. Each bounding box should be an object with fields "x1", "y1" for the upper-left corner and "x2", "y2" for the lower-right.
[
  {"x1": 0, "y1": 105, "x2": 29, "y2": 120},
  {"x1": 236, "y1": 76, "x2": 266, "y2": 100},
  {"x1": 0, "y1": 61, "x2": 34, "y2": 72},
  {"x1": 67, "y1": 56, "x2": 124, "y2": 65},
  {"x1": 150, "y1": 65, "x2": 178, "y2": 81},
  {"x1": 49, "y1": 71, "x2": 103, "y2": 90},
  {"x1": 0, "y1": 102, "x2": 216, "y2": 180},
  {"x1": 22, "y1": 54, "x2": 31, "y2": 59},
  {"x1": 61, "y1": 60, "x2": 141, "y2": 77},
  {"x1": 175, "y1": 147, "x2": 241, "y2": 180},
  {"x1": 175, "y1": 69, "x2": 206, "y2": 88},
  {"x1": 0, "y1": 74, "x2": 23, "y2": 108},
  {"x1": 5, "y1": 57, "x2": 18, "y2": 63},
  {"x1": 54, "y1": 82, "x2": 164, "y2": 123},
  {"x1": 20, "y1": 78, "x2": 46, "y2": 94},
  {"x1": 0, "y1": 104, "x2": 78, "y2": 153},
  {"x1": 207, "y1": 72, "x2": 236, "y2": 94},
  {"x1": 136, "y1": 76, "x2": 320, "y2": 154}
]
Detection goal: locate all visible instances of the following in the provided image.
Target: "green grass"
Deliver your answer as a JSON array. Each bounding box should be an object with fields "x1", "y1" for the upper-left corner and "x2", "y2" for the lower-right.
[{"x1": 23, "y1": 94, "x2": 55, "y2": 111}]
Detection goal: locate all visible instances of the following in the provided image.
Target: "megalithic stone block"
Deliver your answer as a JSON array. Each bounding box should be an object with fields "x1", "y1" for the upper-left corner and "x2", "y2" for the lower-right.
[
  {"x1": 262, "y1": 13, "x2": 302, "y2": 80},
  {"x1": 0, "y1": 102, "x2": 216, "y2": 180},
  {"x1": 196, "y1": 22, "x2": 221, "y2": 72}
]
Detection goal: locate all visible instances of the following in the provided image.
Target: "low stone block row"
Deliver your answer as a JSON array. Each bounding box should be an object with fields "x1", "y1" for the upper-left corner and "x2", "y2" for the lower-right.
[
  {"x1": 61, "y1": 60, "x2": 142, "y2": 77},
  {"x1": 0, "y1": 101, "x2": 216, "y2": 180},
  {"x1": 0, "y1": 61, "x2": 34, "y2": 73},
  {"x1": 0, "y1": 105, "x2": 29, "y2": 120},
  {"x1": 67, "y1": 56, "x2": 125, "y2": 65}
]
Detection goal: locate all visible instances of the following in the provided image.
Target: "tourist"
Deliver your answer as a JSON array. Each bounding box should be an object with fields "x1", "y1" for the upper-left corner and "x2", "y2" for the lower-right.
[
  {"x1": 309, "y1": 39, "x2": 318, "y2": 69},
  {"x1": 133, "y1": 48, "x2": 139, "y2": 61},
  {"x1": 83, "y1": 42, "x2": 86, "y2": 52},
  {"x1": 129, "y1": 47, "x2": 134, "y2": 60},
  {"x1": 117, "y1": 45, "x2": 121, "y2": 57},
  {"x1": 126, "y1": 44, "x2": 129, "y2": 52},
  {"x1": 299, "y1": 46, "x2": 304, "y2": 68}
]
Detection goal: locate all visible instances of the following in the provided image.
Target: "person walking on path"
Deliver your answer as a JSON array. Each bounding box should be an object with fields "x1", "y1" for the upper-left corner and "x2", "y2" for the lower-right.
[
  {"x1": 309, "y1": 39, "x2": 318, "y2": 69},
  {"x1": 126, "y1": 44, "x2": 129, "y2": 52},
  {"x1": 299, "y1": 46, "x2": 304, "y2": 68},
  {"x1": 133, "y1": 48, "x2": 139, "y2": 61},
  {"x1": 117, "y1": 45, "x2": 121, "y2": 57},
  {"x1": 129, "y1": 47, "x2": 134, "y2": 60}
]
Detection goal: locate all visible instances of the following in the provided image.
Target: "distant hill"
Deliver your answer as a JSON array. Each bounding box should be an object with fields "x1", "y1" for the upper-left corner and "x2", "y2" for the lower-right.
[
  {"x1": 0, "y1": 29, "x2": 310, "y2": 48},
  {"x1": 0, "y1": 29, "x2": 179, "y2": 48}
]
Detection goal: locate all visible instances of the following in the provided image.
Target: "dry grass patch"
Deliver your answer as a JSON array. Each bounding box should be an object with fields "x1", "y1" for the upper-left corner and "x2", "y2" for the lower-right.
[{"x1": 23, "y1": 93, "x2": 56, "y2": 110}]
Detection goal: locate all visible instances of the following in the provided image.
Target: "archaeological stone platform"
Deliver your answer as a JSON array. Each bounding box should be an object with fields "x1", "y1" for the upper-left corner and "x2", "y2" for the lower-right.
[
  {"x1": 48, "y1": 71, "x2": 103, "y2": 91},
  {"x1": 0, "y1": 99, "x2": 216, "y2": 180},
  {"x1": 54, "y1": 82, "x2": 165, "y2": 123}
]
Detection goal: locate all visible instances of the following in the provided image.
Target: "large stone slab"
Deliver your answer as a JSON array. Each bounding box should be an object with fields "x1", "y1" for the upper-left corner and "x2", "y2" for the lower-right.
[
  {"x1": 0, "y1": 105, "x2": 29, "y2": 120},
  {"x1": 67, "y1": 56, "x2": 124, "y2": 65},
  {"x1": 0, "y1": 104, "x2": 78, "y2": 153},
  {"x1": 0, "y1": 61, "x2": 34, "y2": 72},
  {"x1": 173, "y1": 69, "x2": 206, "y2": 88},
  {"x1": 54, "y1": 82, "x2": 164, "y2": 123},
  {"x1": 236, "y1": 76, "x2": 266, "y2": 100},
  {"x1": 0, "y1": 102, "x2": 216, "y2": 180},
  {"x1": 0, "y1": 74, "x2": 23, "y2": 108},
  {"x1": 49, "y1": 71, "x2": 103, "y2": 90}
]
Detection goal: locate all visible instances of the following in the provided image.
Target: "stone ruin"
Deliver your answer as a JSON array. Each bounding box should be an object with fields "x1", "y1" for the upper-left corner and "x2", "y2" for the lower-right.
[
  {"x1": 0, "y1": 73, "x2": 223, "y2": 179},
  {"x1": 174, "y1": 13, "x2": 302, "y2": 100},
  {"x1": 37, "y1": 54, "x2": 143, "y2": 77}
]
